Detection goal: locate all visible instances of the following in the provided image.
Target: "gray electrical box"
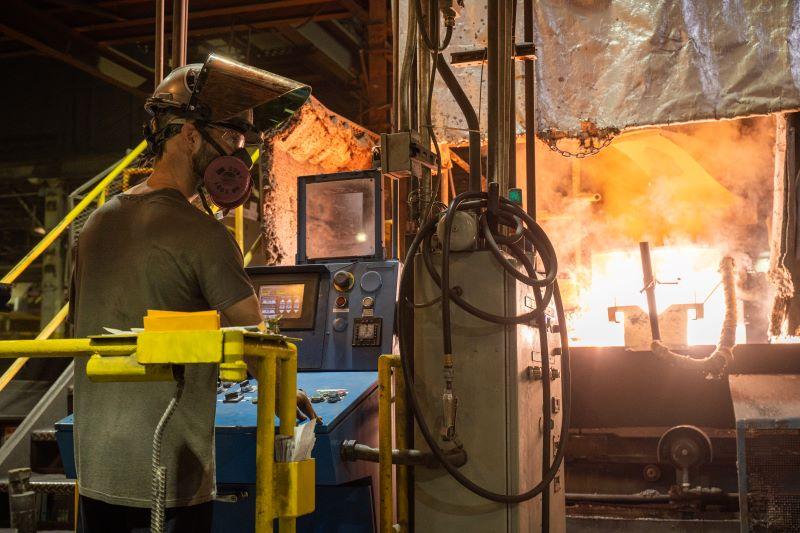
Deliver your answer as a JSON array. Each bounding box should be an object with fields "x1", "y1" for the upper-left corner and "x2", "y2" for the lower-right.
[{"x1": 412, "y1": 250, "x2": 566, "y2": 532}]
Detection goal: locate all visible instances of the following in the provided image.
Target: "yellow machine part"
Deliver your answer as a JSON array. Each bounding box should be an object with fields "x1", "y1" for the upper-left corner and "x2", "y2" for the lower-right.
[{"x1": 272, "y1": 459, "x2": 316, "y2": 519}]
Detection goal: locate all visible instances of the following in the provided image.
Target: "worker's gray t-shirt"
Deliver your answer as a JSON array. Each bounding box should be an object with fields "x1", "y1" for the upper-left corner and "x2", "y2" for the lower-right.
[{"x1": 70, "y1": 188, "x2": 255, "y2": 508}]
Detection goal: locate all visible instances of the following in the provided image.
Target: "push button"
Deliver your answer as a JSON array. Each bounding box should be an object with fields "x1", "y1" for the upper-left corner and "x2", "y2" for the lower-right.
[{"x1": 333, "y1": 270, "x2": 355, "y2": 292}]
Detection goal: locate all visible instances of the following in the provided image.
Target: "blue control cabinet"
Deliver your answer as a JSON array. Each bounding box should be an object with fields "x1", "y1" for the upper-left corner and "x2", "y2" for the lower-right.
[{"x1": 247, "y1": 261, "x2": 399, "y2": 371}]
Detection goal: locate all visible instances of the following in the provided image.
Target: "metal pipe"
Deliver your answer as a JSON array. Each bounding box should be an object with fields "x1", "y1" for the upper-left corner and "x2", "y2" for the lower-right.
[
  {"x1": 0, "y1": 302, "x2": 68, "y2": 393},
  {"x1": 523, "y1": 0, "x2": 536, "y2": 219},
  {"x1": 639, "y1": 241, "x2": 661, "y2": 341},
  {"x1": 277, "y1": 343, "x2": 298, "y2": 533},
  {"x1": 341, "y1": 440, "x2": 468, "y2": 468},
  {"x1": 171, "y1": 0, "x2": 188, "y2": 69},
  {"x1": 487, "y1": 0, "x2": 515, "y2": 194},
  {"x1": 378, "y1": 354, "x2": 394, "y2": 533},
  {"x1": 155, "y1": 0, "x2": 165, "y2": 85},
  {"x1": 394, "y1": 354, "x2": 409, "y2": 531},
  {"x1": 1, "y1": 140, "x2": 147, "y2": 286},
  {"x1": 391, "y1": 0, "x2": 400, "y2": 132},
  {"x1": 254, "y1": 353, "x2": 277, "y2": 533}
]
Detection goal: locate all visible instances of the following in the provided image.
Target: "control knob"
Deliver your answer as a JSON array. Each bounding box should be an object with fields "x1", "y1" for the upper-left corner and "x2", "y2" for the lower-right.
[{"x1": 333, "y1": 270, "x2": 355, "y2": 292}]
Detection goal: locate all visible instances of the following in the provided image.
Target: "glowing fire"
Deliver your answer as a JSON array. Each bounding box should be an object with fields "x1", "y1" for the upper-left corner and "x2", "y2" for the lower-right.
[
  {"x1": 566, "y1": 244, "x2": 746, "y2": 347},
  {"x1": 519, "y1": 117, "x2": 777, "y2": 348}
]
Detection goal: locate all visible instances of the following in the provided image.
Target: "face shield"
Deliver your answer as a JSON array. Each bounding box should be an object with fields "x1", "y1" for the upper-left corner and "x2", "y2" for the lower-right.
[{"x1": 189, "y1": 54, "x2": 311, "y2": 138}]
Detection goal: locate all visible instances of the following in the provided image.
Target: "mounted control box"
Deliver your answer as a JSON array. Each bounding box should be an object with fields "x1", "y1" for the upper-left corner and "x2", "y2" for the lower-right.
[{"x1": 247, "y1": 261, "x2": 398, "y2": 371}]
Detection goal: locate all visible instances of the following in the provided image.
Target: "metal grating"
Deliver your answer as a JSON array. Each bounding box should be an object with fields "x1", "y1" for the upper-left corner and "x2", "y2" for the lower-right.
[{"x1": 744, "y1": 428, "x2": 800, "y2": 532}]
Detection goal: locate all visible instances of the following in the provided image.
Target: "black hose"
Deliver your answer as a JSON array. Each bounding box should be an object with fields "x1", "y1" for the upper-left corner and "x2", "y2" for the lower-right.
[
  {"x1": 413, "y1": 0, "x2": 453, "y2": 52},
  {"x1": 397, "y1": 190, "x2": 571, "y2": 504},
  {"x1": 436, "y1": 56, "x2": 482, "y2": 192}
]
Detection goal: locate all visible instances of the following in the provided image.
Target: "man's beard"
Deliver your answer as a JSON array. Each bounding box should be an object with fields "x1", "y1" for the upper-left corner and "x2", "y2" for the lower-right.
[{"x1": 190, "y1": 143, "x2": 219, "y2": 189}]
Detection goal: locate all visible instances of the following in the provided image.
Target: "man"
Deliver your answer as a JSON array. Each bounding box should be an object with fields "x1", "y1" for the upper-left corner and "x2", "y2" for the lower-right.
[{"x1": 70, "y1": 56, "x2": 313, "y2": 532}]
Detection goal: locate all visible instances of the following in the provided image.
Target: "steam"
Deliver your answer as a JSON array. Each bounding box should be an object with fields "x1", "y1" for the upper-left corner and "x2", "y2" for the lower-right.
[{"x1": 521, "y1": 116, "x2": 776, "y2": 345}]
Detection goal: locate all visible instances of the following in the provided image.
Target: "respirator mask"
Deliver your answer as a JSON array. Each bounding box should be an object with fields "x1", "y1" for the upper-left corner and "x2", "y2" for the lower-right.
[{"x1": 196, "y1": 124, "x2": 253, "y2": 212}]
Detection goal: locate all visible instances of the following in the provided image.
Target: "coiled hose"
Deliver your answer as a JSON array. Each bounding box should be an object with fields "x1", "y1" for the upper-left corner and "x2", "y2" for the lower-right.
[
  {"x1": 397, "y1": 188, "x2": 571, "y2": 505},
  {"x1": 150, "y1": 368, "x2": 186, "y2": 533}
]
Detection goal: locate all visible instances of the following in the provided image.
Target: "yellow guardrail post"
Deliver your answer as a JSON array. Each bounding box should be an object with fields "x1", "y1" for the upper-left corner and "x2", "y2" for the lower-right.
[
  {"x1": 378, "y1": 354, "x2": 409, "y2": 533},
  {"x1": 1, "y1": 140, "x2": 147, "y2": 286},
  {"x1": 277, "y1": 343, "x2": 298, "y2": 533},
  {"x1": 394, "y1": 356, "x2": 409, "y2": 532},
  {"x1": 255, "y1": 345, "x2": 278, "y2": 533}
]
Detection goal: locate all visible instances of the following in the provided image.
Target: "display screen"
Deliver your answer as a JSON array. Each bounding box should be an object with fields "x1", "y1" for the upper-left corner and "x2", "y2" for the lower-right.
[
  {"x1": 259, "y1": 284, "x2": 305, "y2": 320},
  {"x1": 305, "y1": 177, "x2": 376, "y2": 260}
]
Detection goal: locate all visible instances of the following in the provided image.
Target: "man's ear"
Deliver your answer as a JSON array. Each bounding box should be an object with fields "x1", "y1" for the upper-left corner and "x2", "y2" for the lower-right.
[{"x1": 180, "y1": 122, "x2": 201, "y2": 154}]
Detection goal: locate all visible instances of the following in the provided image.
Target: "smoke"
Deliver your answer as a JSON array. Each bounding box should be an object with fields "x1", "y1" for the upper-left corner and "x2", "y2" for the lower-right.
[{"x1": 524, "y1": 115, "x2": 776, "y2": 315}]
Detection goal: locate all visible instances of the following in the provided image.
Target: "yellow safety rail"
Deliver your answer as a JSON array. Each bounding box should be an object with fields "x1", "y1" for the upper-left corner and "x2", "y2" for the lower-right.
[
  {"x1": 0, "y1": 327, "x2": 314, "y2": 532},
  {"x1": 0, "y1": 303, "x2": 69, "y2": 392},
  {"x1": 1, "y1": 140, "x2": 147, "y2": 286},
  {"x1": 378, "y1": 354, "x2": 410, "y2": 533},
  {"x1": 0, "y1": 141, "x2": 266, "y2": 394},
  {"x1": 0, "y1": 141, "x2": 148, "y2": 393}
]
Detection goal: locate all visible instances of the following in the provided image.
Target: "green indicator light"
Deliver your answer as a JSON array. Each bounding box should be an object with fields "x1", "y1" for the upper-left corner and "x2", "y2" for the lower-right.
[{"x1": 508, "y1": 188, "x2": 523, "y2": 205}]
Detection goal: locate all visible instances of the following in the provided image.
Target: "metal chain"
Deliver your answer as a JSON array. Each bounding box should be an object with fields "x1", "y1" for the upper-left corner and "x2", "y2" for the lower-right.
[{"x1": 545, "y1": 134, "x2": 616, "y2": 159}]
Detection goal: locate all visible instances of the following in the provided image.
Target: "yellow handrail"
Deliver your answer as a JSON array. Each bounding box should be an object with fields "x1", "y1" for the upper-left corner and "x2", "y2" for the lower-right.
[
  {"x1": 1, "y1": 140, "x2": 147, "y2": 286},
  {"x1": 0, "y1": 302, "x2": 69, "y2": 391},
  {"x1": 0, "y1": 140, "x2": 261, "y2": 395}
]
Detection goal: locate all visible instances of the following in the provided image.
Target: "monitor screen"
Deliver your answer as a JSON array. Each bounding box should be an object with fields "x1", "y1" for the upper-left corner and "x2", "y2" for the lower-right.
[
  {"x1": 250, "y1": 271, "x2": 320, "y2": 330},
  {"x1": 305, "y1": 177, "x2": 376, "y2": 260},
  {"x1": 259, "y1": 284, "x2": 305, "y2": 320}
]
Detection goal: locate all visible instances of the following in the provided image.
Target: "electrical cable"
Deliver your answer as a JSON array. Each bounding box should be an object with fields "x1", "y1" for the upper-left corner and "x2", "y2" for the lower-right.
[
  {"x1": 397, "y1": 189, "x2": 571, "y2": 503},
  {"x1": 150, "y1": 367, "x2": 186, "y2": 533},
  {"x1": 413, "y1": 0, "x2": 453, "y2": 52}
]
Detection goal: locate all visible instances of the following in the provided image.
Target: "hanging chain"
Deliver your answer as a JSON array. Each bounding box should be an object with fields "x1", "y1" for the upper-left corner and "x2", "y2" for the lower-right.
[
  {"x1": 542, "y1": 121, "x2": 619, "y2": 158},
  {"x1": 545, "y1": 134, "x2": 616, "y2": 158}
]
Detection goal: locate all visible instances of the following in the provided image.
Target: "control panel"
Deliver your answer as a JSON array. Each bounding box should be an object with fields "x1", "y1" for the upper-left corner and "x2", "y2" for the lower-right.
[{"x1": 247, "y1": 260, "x2": 399, "y2": 371}]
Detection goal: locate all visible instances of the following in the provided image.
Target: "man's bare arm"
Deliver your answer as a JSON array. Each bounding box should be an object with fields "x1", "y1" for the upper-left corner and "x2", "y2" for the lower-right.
[
  {"x1": 221, "y1": 294, "x2": 262, "y2": 327},
  {"x1": 220, "y1": 295, "x2": 318, "y2": 421}
]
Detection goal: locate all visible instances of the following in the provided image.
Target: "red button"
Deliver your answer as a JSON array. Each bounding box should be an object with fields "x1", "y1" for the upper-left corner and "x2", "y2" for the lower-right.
[{"x1": 335, "y1": 296, "x2": 348, "y2": 308}]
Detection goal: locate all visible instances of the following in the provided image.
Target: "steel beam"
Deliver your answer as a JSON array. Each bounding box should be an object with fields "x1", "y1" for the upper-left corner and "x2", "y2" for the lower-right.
[
  {"x1": 75, "y1": 1, "x2": 342, "y2": 33},
  {"x1": 338, "y1": 0, "x2": 369, "y2": 21},
  {"x1": 366, "y1": 0, "x2": 390, "y2": 133},
  {"x1": 0, "y1": 0, "x2": 152, "y2": 96},
  {"x1": 99, "y1": 12, "x2": 351, "y2": 46},
  {"x1": 293, "y1": 22, "x2": 357, "y2": 79}
]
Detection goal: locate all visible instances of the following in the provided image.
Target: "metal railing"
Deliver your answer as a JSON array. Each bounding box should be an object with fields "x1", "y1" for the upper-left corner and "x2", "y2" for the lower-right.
[
  {"x1": 0, "y1": 141, "x2": 147, "y2": 391},
  {"x1": 0, "y1": 140, "x2": 264, "y2": 394}
]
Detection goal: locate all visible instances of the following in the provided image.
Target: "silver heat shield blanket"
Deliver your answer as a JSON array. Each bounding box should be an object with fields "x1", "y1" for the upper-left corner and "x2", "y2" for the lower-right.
[{"x1": 419, "y1": 0, "x2": 800, "y2": 143}]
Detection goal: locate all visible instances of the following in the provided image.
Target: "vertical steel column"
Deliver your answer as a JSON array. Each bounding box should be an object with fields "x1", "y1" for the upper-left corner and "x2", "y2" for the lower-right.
[
  {"x1": 416, "y1": 0, "x2": 432, "y2": 217},
  {"x1": 171, "y1": 0, "x2": 188, "y2": 69},
  {"x1": 155, "y1": 0, "x2": 165, "y2": 84},
  {"x1": 487, "y1": 0, "x2": 515, "y2": 195},
  {"x1": 391, "y1": 0, "x2": 400, "y2": 132},
  {"x1": 39, "y1": 184, "x2": 64, "y2": 333},
  {"x1": 523, "y1": 0, "x2": 536, "y2": 219}
]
